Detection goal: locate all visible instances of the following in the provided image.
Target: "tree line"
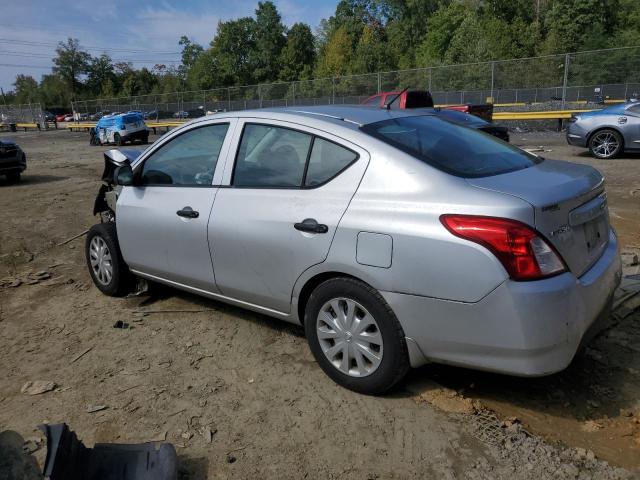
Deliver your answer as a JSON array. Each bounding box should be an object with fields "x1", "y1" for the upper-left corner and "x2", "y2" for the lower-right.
[{"x1": 5, "y1": 0, "x2": 640, "y2": 107}]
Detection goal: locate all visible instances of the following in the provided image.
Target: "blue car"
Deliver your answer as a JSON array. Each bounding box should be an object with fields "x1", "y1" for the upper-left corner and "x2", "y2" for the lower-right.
[
  {"x1": 90, "y1": 112, "x2": 149, "y2": 146},
  {"x1": 566, "y1": 101, "x2": 640, "y2": 159}
]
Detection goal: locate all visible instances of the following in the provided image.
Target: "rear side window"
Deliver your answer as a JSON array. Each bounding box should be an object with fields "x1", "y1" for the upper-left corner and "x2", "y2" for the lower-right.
[
  {"x1": 233, "y1": 124, "x2": 312, "y2": 187},
  {"x1": 361, "y1": 115, "x2": 542, "y2": 178},
  {"x1": 627, "y1": 103, "x2": 640, "y2": 114},
  {"x1": 305, "y1": 138, "x2": 358, "y2": 186}
]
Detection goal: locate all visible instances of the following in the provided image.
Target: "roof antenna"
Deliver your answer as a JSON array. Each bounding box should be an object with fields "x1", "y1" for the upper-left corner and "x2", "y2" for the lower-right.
[{"x1": 384, "y1": 87, "x2": 408, "y2": 110}]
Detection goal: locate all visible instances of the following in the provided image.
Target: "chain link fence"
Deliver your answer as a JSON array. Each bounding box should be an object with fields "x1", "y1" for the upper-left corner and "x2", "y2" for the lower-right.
[
  {"x1": 72, "y1": 46, "x2": 640, "y2": 120},
  {"x1": 0, "y1": 103, "x2": 45, "y2": 126}
]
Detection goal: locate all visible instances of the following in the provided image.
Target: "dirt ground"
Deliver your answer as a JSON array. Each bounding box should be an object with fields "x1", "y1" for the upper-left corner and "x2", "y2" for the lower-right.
[{"x1": 0, "y1": 127, "x2": 639, "y2": 479}]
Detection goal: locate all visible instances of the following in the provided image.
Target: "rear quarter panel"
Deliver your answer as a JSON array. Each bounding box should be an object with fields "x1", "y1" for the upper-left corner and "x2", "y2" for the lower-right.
[{"x1": 296, "y1": 142, "x2": 535, "y2": 304}]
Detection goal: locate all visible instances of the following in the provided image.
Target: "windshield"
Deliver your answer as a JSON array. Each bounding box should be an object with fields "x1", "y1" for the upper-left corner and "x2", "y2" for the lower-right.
[{"x1": 361, "y1": 115, "x2": 541, "y2": 178}]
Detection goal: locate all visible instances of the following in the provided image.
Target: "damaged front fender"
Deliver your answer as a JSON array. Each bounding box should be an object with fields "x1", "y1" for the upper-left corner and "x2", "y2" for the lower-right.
[{"x1": 93, "y1": 149, "x2": 142, "y2": 216}]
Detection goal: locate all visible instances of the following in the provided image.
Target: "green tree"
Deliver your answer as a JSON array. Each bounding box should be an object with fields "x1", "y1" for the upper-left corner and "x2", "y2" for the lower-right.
[
  {"x1": 13, "y1": 75, "x2": 39, "y2": 104},
  {"x1": 541, "y1": 0, "x2": 618, "y2": 54},
  {"x1": 279, "y1": 23, "x2": 316, "y2": 81},
  {"x1": 315, "y1": 25, "x2": 353, "y2": 77},
  {"x1": 415, "y1": 2, "x2": 469, "y2": 66},
  {"x1": 179, "y1": 36, "x2": 204, "y2": 72},
  {"x1": 87, "y1": 54, "x2": 115, "y2": 96},
  {"x1": 253, "y1": 1, "x2": 286, "y2": 82},
  {"x1": 208, "y1": 17, "x2": 257, "y2": 86},
  {"x1": 351, "y1": 24, "x2": 389, "y2": 73},
  {"x1": 52, "y1": 38, "x2": 91, "y2": 98},
  {"x1": 39, "y1": 74, "x2": 69, "y2": 107}
]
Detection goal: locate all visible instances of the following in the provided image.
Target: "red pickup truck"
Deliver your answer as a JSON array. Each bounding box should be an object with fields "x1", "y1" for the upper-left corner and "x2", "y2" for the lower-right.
[{"x1": 361, "y1": 90, "x2": 494, "y2": 122}]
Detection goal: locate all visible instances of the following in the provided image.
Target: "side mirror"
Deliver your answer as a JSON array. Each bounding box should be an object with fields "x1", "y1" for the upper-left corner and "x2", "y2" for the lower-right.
[{"x1": 114, "y1": 165, "x2": 134, "y2": 186}]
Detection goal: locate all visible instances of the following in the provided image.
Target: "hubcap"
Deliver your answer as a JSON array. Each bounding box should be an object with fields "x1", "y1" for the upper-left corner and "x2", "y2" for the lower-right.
[
  {"x1": 592, "y1": 132, "x2": 619, "y2": 158},
  {"x1": 89, "y1": 236, "x2": 113, "y2": 286},
  {"x1": 316, "y1": 298, "x2": 383, "y2": 377}
]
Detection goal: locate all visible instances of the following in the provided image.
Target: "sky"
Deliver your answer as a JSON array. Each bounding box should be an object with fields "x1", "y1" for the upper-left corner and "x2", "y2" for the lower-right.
[{"x1": 0, "y1": 0, "x2": 338, "y2": 92}]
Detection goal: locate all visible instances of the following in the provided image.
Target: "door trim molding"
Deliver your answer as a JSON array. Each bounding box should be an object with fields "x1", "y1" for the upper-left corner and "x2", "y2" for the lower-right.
[{"x1": 131, "y1": 269, "x2": 298, "y2": 324}]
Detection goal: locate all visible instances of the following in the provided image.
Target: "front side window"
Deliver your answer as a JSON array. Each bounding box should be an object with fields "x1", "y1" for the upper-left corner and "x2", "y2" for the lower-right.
[
  {"x1": 140, "y1": 123, "x2": 229, "y2": 186},
  {"x1": 361, "y1": 115, "x2": 542, "y2": 178},
  {"x1": 233, "y1": 124, "x2": 312, "y2": 187}
]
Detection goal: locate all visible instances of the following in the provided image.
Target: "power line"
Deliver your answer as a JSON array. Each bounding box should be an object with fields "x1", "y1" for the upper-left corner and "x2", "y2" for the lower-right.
[
  {"x1": 0, "y1": 51, "x2": 181, "y2": 63},
  {"x1": 0, "y1": 38, "x2": 181, "y2": 55},
  {"x1": 0, "y1": 63, "x2": 52, "y2": 69}
]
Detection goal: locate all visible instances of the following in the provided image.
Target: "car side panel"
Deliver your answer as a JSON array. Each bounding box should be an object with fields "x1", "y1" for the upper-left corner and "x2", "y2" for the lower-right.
[{"x1": 291, "y1": 147, "x2": 535, "y2": 318}]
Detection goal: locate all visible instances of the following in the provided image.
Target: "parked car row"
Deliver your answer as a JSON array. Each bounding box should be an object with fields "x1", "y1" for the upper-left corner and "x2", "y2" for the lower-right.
[{"x1": 86, "y1": 105, "x2": 621, "y2": 394}]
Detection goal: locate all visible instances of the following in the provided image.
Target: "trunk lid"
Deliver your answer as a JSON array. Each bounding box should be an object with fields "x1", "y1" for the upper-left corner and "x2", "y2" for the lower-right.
[{"x1": 467, "y1": 159, "x2": 609, "y2": 277}]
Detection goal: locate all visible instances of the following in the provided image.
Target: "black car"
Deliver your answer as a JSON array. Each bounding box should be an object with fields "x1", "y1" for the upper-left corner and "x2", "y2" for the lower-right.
[
  {"x1": 0, "y1": 139, "x2": 26, "y2": 182},
  {"x1": 431, "y1": 108, "x2": 510, "y2": 142}
]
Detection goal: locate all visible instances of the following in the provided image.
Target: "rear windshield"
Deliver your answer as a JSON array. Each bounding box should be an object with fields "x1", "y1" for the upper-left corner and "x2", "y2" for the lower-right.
[{"x1": 360, "y1": 115, "x2": 542, "y2": 178}]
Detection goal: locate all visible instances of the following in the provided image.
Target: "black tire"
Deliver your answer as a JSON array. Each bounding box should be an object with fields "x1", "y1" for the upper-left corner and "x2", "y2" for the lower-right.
[
  {"x1": 304, "y1": 277, "x2": 410, "y2": 394},
  {"x1": 114, "y1": 133, "x2": 124, "y2": 146},
  {"x1": 6, "y1": 172, "x2": 21, "y2": 183},
  {"x1": 588, "y1": 129, "x2": 623, "y2": 159},
  {"x1": 141, "y1": 133, "x2": 149, "y2": 145},
  {"x1": 85, "y1": 222, "x2": 132, "y2": 296}
]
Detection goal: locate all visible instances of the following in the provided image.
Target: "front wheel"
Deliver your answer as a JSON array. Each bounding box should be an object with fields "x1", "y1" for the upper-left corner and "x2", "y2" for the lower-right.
[
  {"x1": 304, "y1": 277, "x2": 410, "y2": 394},
  {"x1": 588, "y1": 129, "x2": 623, "y2": 159},
  {"x1": 114, "y1": 133, "x2": 124, "y2": 146},
  {"x1": 6, "y1": 172, "x2": 21, "y2": 183},
  {"x1": 85, "y1": 223, "x2": 132, "y2": 296}
]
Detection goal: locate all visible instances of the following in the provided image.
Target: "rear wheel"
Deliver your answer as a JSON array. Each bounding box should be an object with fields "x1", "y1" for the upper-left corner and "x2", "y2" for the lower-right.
[
  {"x1": 85, "y1": 223, "x2": 132, "y2": 296},
  {"x1": 141, "y1": 133, "x2": 149, "y2": 145},
  {"x1": 588, "y1": 129, "x2": 623, "y2": 159},
  {"x1": 304, "y1": 277, "x2": 410, "y2": 394}
]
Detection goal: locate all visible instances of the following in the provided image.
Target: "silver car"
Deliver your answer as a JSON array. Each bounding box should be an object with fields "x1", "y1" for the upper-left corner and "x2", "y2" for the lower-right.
[
  {"x1": 567, "y1": 101, "x2": 640, "y2": 158},
  {"x1": 86, "y1": 106, "x2": 621, "y2": 394}
]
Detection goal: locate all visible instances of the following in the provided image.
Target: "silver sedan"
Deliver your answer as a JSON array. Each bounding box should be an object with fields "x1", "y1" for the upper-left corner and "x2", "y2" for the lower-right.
[
  {"x1": 567, "y1": 101, "x2": 640, "y2": 158},
  {"x1": 86, "y1": 106, "x2": 621, "y2": 394}
]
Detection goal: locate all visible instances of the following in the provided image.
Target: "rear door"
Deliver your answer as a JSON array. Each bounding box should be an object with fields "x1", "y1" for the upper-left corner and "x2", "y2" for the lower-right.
[
  {"x1": 208, "y1": 119, "x2": 369, "y2": 313},
  {"x1": 117, "y1": 120, "x2": 236, "y2": 291}
]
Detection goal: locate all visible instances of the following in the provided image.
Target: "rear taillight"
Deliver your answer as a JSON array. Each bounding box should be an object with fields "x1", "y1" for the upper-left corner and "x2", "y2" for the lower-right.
[{"x1": 440, "y1": 215, "x2": 567, "y2": 281}]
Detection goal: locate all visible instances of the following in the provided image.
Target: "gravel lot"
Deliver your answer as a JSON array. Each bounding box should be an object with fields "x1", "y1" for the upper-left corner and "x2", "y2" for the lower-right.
[{"x1": 0, "y1": 127, "x2": 639, "y2": 479}]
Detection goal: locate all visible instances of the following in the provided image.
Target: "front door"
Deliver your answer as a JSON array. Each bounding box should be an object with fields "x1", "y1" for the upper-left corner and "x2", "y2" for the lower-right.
[
  {"x1": 209, "y1": 120, "x2": 369, "y2": 313},
  {"x1": 117, "y1": 121, "x2": 234, "y2": 291}
]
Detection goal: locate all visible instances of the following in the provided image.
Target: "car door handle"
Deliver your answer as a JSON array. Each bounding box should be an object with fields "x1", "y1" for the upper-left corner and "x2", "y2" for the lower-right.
[
  {"x1": 294, "y1": 218, "x2": 328, "y2": 234},
  {"x1": 177, "y1": 206, "x2": 199, "y2": 218}
]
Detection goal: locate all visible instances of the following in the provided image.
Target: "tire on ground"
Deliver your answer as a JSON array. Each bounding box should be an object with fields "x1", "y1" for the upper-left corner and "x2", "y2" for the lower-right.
[
  {"x1": 304, "y1": 277, "x2": 410, "y2": 395},
  {"x1": 85, "y1": 222, "x2": 133, "y2": 296},
  {"x1": 588, "y1": 128, "x2": 623, "y2": 159}
]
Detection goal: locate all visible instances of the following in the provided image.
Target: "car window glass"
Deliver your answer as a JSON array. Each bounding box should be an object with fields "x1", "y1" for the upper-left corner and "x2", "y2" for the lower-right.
[
  {"x1": 305, "y1": 138, "x2": 357, "y2": 186},
  {"x1": 627, "y1": 103, "x2": 640, "y2": 114},
  {"x1": 233, "y1": 124, "x2": 312, "y2": 187},
  {"x1": 361, "y1": 115, "x2": 542, "y2": 178},
  {"x1": 140, "y1": 124, "x2": 229, "y2": 186},
  {"x1": 365, "y1": 95, "x2": 381, "y2": 106}
]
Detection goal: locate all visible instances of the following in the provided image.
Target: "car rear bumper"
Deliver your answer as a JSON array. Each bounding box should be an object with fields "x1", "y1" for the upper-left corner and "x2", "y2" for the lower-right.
[{"x1": 383, "y1": 229, "x2": 621, "y2": 375}]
